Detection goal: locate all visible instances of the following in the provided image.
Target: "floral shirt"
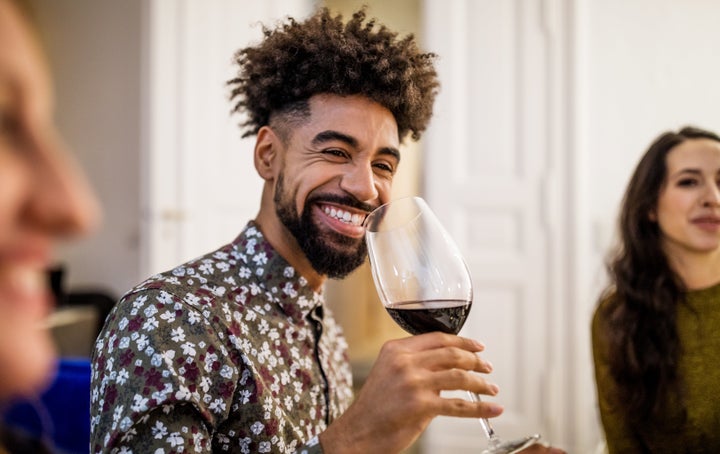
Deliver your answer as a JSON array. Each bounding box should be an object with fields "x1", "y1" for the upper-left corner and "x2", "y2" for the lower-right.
[{"x1": 90, "y1": 223, "x2": 354, "y2": 453}]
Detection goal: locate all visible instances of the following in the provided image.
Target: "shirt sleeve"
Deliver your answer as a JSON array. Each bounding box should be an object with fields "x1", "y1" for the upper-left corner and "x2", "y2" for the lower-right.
[
  {"x1": 101, "y1": 402, "x2": 212, "y2": 453},
  {"x1": 90, "y1": 288, "x2": 239, "y2": 453},
  {"x1": 591, "y1": 303, "x2": 645, "y2": 454}
]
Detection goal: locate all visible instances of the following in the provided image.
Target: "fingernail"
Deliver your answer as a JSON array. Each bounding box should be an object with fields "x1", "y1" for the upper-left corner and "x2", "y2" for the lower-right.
[
  {"x1": 487, "y1": 403, "x2": 504, "y2": 415},
  {"x1": 472, "y1": 340, "x2": 485, "y2": 350},
  {"x1": 489, "y1": 383, "x2": 500, "y2": 395},
  {"x1": 485, "y1": 360, "x2": 493, "y2": 372}
]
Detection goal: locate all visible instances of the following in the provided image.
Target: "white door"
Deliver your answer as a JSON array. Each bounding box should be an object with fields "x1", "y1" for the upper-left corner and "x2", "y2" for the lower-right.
[
  {"x1": 142, "y1": 0, "x2": 312, "y2": 276},
  {"x1": 421, "y1": 0, "x2": 575, "y2": 450}
]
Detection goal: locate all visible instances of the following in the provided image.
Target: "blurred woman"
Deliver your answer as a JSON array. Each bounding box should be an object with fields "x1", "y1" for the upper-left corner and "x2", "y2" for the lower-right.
[
  {"x1": 592, "y1": 126, "x2": 720, "y2": 453},
  {"x1": 0, "y1": 0, "x2": 99, "y2": 450}
]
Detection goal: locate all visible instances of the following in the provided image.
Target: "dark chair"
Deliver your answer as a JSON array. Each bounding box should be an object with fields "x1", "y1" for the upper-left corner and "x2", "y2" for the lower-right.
[{"x1": 49, "y1": 265, "x2": 116, "y2": 339}]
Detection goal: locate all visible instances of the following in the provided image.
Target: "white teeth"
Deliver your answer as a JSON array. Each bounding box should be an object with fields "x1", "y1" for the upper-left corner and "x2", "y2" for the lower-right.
[{"x1": 322, "y1": 206, "x2": 363, "y2": 226}]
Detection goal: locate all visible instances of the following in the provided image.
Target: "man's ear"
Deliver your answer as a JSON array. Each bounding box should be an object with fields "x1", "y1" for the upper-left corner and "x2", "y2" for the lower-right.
[{"x1": 254, "y1": 126, "x2": 280, "y2": 181}]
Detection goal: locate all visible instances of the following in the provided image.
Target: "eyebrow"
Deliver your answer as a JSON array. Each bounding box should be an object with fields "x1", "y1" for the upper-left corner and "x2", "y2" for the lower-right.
[
  {"x1": 674, "y1": 168, "x2": 701, "y2": 174},
  {"x1": 671, "y1": 168, "x2": 702, "y2": 178},
  {"x1": 311, "y1": 129, "x2": 401, "y2": 163}
]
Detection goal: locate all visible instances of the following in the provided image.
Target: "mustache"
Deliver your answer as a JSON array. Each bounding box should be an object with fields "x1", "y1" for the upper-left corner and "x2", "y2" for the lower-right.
[{"x1": 306, "y1": 193, "x2": 377, "y2": 214}]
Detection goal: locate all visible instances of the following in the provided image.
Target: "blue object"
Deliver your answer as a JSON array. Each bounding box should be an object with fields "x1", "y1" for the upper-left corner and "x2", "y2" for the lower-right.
[{"x1": 2, "y1": 358, "x2": 91, "y2": 454}]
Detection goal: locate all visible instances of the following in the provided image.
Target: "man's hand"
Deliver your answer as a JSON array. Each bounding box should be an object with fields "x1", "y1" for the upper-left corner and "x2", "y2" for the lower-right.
[{"x1": 319, "y1": 332, "x2": 502, "y2": 453}]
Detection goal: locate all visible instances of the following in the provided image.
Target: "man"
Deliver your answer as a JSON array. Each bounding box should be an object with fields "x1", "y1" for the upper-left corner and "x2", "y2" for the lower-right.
[{"x1": 90, "y1": 8, "x2": 563, "y2": 453}]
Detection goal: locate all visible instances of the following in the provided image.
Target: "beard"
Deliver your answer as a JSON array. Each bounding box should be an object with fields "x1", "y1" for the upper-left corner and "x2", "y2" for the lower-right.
[{"x1": 274, "y1": 174, "x2": 370, "y2": 279}]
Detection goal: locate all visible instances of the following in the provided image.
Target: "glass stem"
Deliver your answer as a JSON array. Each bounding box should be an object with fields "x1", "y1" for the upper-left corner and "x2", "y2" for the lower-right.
[{"x1": 467, "y1": 391, "x2": 500, "y2": 443}]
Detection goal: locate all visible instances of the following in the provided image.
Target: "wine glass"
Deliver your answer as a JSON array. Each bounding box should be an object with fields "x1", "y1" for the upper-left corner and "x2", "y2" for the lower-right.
[{"x1": 363, "y1": 196, "x2": 541, "y2": 454}]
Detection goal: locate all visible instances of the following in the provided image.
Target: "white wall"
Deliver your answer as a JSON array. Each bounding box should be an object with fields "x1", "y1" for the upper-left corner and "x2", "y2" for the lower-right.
[
  {"x1": 30, "y1": 0, "x2": 144, "y2": 298},
  {"x1": 581, "y1": 0, "x2": 720, "y2": 267}
]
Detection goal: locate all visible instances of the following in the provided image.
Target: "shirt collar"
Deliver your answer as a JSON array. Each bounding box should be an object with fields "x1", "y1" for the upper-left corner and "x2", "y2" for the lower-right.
[{"x1": 231, "y1": 222, "x2": 324, "y2": 322}]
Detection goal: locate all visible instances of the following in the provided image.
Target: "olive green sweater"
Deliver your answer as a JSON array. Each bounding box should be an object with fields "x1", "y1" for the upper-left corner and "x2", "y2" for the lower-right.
[{"x1": 592, "y1": 283, "x2": 720, "y2": 453}]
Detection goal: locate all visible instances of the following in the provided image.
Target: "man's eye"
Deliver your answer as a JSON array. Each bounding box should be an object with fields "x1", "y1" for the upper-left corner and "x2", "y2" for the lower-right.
[
  {"x1": 322, "y1": 148, "x2": 350, "y2": 160},
  {"x1": 373, "y1": 162, "x2": 394, "y2": 174}
]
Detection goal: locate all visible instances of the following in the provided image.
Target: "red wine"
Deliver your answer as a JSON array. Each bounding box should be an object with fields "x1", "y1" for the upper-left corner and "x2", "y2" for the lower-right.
[{"x1": 385, "y1": 299, "x2": 472, "y2": 335}]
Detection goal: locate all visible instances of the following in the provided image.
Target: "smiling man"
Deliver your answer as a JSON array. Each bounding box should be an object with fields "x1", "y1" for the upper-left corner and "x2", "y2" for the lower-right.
[
  {"x1": 90, "y1": 7, "x2": 563, "y2": 454},
  {"x1": 256, "y1": 94, "x2": 400, "y2": 289}
]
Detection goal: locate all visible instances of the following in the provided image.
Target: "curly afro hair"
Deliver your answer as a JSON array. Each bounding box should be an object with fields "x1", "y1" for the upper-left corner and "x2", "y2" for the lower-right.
[{"x1": 228, "y1": 7, "x2": 440, "y2": 142}]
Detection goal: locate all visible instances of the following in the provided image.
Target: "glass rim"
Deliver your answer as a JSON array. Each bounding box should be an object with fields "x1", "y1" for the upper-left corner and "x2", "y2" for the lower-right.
[{"x1": 363, "y1": 196, "x2": 428, "y2": 232}]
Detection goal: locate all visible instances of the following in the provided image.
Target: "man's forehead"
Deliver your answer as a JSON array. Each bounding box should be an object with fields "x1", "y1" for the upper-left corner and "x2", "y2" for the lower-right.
[{"x1": 304, "y1": 94, "x2": 400, "y2": 142}]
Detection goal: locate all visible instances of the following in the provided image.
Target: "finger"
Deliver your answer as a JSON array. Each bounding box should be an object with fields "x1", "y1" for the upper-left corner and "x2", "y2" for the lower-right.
[
  {"x1": 402, "y1": 331, "x2": 485, "y2": 353},
  {"x1": 430, "y1": 395, "x2": 504, "y2": 419},
  {"x1": 425, "y1": 368, "x2": 499, "y2": 396},
  {"x1": 416, "y1": 345, "x2": 493, "y2": 374}
]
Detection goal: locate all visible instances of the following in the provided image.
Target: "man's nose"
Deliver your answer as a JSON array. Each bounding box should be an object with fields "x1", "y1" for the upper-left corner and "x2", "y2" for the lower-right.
[{"x1": 340, "y1": 163, "x2": 379, "y2": 203}]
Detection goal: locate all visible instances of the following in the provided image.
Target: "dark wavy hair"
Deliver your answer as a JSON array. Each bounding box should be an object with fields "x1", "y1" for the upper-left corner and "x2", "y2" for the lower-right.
[
  {"x1": 227, "y1": 7, "x2": 439, "y2": 142},
  {"x1": 599, "y1": 125, "x2": 720, "y2": 422}
]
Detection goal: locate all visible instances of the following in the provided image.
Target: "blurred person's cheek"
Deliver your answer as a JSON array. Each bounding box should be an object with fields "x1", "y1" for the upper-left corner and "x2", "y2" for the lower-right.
[{"x1": 0, "y1": 297, "x2": 57, "y2": 399}]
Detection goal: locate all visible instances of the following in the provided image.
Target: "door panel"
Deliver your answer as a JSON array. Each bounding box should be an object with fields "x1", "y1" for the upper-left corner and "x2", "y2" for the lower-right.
[
  {"x1": 421, "y1": 0, "x2": 570, "y2": 449},
  {"x1": 143, "y1": 0, "x2": 312, "y2": 275}
]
